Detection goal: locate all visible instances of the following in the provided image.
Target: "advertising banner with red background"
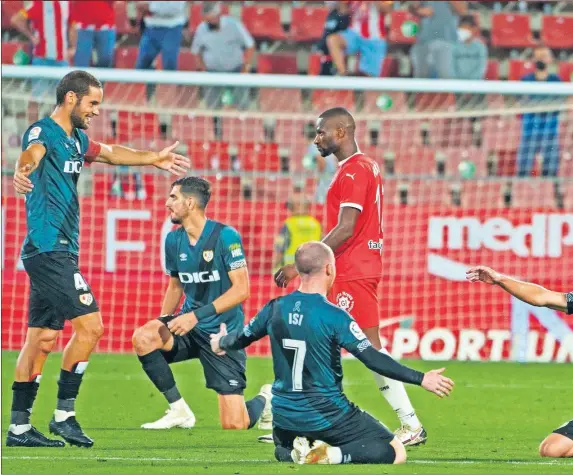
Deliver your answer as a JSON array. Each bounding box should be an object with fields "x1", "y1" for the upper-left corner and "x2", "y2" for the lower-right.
[{"x1": 2, "y1": 197, "x2": 572, "y2": 361}]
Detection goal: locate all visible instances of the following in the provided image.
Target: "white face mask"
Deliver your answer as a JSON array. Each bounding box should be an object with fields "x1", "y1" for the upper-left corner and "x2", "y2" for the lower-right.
[{"x1": 457, "y1": 28, "x2": 472, "y2": 42}]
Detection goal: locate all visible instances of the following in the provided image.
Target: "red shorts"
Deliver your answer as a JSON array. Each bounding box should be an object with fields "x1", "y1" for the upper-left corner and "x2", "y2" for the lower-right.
[{"x1": 328, "y1": 278, "x2": 380, "y2": 329}]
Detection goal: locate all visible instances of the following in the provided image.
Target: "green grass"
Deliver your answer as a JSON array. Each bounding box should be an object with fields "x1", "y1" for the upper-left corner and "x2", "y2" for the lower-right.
[{"x1": 2, "y1": 352, "x2": 572, "y2": 474}]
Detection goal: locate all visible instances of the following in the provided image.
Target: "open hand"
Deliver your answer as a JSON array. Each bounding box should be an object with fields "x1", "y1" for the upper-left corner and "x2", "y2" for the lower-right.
[
  {"x1": 153, "y1": 141, "x2": 191, "y2": 176},
  {"x1": 421, "y1": 368, "x2": 454, "y2": 398},
  {"x1": 13, "y1": 164, "x2": 34, "y2": 194},
  {"x1": 210, "y1": 323, "x2": 228, "y2": 355},
  {"x1": 466, "y1": 266, "x2": 502, "y2": 285},
  {"x1": 274, "y1": 264, "x2": 299, "y2": 288}
]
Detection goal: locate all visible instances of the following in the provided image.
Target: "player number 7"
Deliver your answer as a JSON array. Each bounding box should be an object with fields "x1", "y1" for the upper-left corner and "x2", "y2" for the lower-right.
[{"x1": 282, "y1": 339, "x2": 306, "y2": 392}]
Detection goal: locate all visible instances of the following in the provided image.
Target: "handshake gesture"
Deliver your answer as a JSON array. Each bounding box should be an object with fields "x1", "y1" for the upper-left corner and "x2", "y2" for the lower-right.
[{"x1": 421, "y1": 368, "x2": 454, "y2": 398}]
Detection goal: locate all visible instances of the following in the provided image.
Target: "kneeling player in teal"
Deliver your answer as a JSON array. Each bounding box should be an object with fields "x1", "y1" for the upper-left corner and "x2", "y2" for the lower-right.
[
  {"x1": 211, "y1": 242, "x2": 454, "y2": 465},
  {"x1": 132, "y1": 177, "x2": 271, "y2": 431}
]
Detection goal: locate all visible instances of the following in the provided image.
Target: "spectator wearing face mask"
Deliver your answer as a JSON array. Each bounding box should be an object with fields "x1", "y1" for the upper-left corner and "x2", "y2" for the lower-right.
[
  {"x1": 452, "y1": 15, "x2": 486, "y2": 80},
  {"x1": 518, "y1": 46, "x2": 561, "y2": 177}
]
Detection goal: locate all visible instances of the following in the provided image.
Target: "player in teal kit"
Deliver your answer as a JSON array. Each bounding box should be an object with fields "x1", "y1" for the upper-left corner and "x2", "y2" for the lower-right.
[
  {"x1": 211, "y1": 242, "x2": 454, "y2": 465},
  {"x1": 7, "y1": 70, "x2": 190, "y2": 448},
  {"x1": 132, "y1": 177, "x2": 272, "y2": 431}
]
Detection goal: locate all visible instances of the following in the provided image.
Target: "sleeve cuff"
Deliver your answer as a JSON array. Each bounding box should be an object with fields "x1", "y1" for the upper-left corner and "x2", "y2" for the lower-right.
[{"x1": 340, "y1": 202, "x2": 363, "y2": 212}]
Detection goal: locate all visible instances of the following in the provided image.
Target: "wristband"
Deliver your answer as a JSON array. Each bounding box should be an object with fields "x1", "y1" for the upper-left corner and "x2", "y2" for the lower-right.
[{"x1": 194, "y1": 303, "x2": 217, "y2": 320}]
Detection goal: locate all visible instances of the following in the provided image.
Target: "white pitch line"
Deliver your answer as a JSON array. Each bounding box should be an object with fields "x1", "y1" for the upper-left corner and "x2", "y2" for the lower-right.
[{"x1": 1, "y1": 456, "x2": 568, "y2": 466}]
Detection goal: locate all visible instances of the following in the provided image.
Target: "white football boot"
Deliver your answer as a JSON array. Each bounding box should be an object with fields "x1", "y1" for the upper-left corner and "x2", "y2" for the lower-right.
[
  {"x1": 291, "y1": 437, "x2": 332, "y2": 464},
  {"x1": 394, "y1": 424, "x2": 427, "y2": 446},
  {"x1": 257, "y1": 384, "x2": 273, "y2": 430},
  {"x1": 141, "y1": 404, "x2": 196, "y2": 430}
]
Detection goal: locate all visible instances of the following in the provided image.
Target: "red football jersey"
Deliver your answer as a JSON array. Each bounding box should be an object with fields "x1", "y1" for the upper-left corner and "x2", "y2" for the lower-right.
[{"x1": 326, "y1": 152, "x2": 383, "y2": 282}]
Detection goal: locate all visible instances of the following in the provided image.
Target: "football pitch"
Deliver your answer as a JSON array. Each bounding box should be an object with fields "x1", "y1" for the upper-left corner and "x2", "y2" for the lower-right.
[{"x1": 1, "y1": 352, "x2": 572, "y2": 474}]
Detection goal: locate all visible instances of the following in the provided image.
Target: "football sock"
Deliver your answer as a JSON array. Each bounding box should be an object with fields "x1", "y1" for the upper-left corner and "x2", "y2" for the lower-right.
[
  {"x1": 56, "y1": 363, "x2": 88, "y2": 416},
  {"x1": 275, "y1": 446, "x2": 294, "y2": 462},
  {"x1": 10, "y1": 376, "x2": 41, "y2": 426},
  {"x1": 337, "y1": 439, "x2": 396, "y2": 464},
  {"x1": 372, "y1": 348, "x2": 421, "y2": 428},
  {"x1": 246, "y1": 395, "x2": 266, "y2": 429},
  {"x1": 138, "y1": 350, "x2": 181, "y2": 403}
]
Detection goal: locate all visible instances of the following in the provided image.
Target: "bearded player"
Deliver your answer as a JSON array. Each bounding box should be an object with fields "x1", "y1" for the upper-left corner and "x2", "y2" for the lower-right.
[
  {"x1": 467, "y1": 265, "x2": 573, "y2": 458},
  {"x1": 275, "y1": 107, "x2": 426, "y2": 446},
  {"x1": 7, "y1": 71, "x2": 190, "y2": 448}
]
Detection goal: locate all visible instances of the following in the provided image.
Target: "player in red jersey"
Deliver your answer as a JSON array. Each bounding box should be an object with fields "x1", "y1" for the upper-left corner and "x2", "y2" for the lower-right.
[{"x1": 275, "y1": 108, "x2": 426, "y2": 447}]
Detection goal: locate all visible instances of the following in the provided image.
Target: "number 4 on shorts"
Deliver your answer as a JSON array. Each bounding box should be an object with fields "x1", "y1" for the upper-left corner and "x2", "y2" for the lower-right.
[{"x1": 74, "y1": 273, "x2": 89, "y2": 292}]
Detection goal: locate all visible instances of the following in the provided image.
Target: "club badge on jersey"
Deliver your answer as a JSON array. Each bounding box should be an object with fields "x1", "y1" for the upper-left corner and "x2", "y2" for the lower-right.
[{"x1": 203, "y1": 250, "x2": 214, "y2": 262}]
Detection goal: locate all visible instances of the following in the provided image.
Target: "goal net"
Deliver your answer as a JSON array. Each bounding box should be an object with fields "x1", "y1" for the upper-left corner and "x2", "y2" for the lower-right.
[{"x1": 2, "y1": 67, "x2": 572, "y2": 362}]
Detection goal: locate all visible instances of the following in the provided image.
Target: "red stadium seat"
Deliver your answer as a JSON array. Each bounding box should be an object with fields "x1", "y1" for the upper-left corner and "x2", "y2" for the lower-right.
[
  {"x1": 105, "y1": 82, "x2": 146, "y2": 106},
  {"x1": 274, "y1": 119, "x2": 309, "y2": 147},
  {"x1": 407, "y1": 180, "x2": 453, "y2": 206},
  {"x1": 485, "y1": 59, "x2": 500, "y2": 80},
  {"x1": 394, "y1": 147, "x2": 436, "y2": 176},
  {"x1": 290, "y1": 6, "x2": 329, "y2": 42},
  {"x1": 482, "y1": 116, "x2": 522, "y2": 152},
  {"x1": 307, "y1": 53, "x2": 322, "y2": 76},
  {"x1": 171, "y1": 115, "x2": 215, "y2": 142},
  {"x1": 562, "y1": 181, "x2": 573, "y2": 209},
  {"x1": 253, "y1": 176, "x2": 292, "y2": 201},
  {"x1": 1, "y1": 1, "x2": 23, "y2": 29},
  {"x1": 511, "y1": 180, "x2": 556, "y2": 208},
  {"x1": 222, "y1": 117, "x2": 265, "y2": 143},
  {"x1": 241, "y1": 6, "x2": 286, "y2": 40},
  {"x1": 1, "y1": 41, "x2": 26, "y2": 64},
  {"x1": 380, "y1": 56, "x2": 398, "y2": 77},
  {"x1": 257, "y1": 53, "x2": 298, "y2": 74},
  {"x1": 155, "y1": 84, "x2": 200, "y2": 110},
  {"x1": 156, "y1": 49, "x2": 198, "y2": 71},
  {"x1": 311, "y1": 90, "x2": 355, "y2": 111},
  {"x1": 233, "y1": 143, "x2": 280, "y2": 172},
  {"x1": 507, "y1": 59, "x2": 535, "y2": 81},
  {"x1": 388, "y1": 11, "x2": 419, "y2": 45},
  {"x1": 114, "y1": 47, "x2": 139, "y2": 69},
  {"x1": 541, "y1": 15, "x2": 573, "y2": 49},
  {"x1": 362, "y1": 91, "x2": 407, "y2": 114},
  {"x1": 378, "y1": 119, "x2": 424, "y2": 149},
  {"x1": 461, "y1": 181, "x2": 505, "y2": 208},
  {"x1": 88, "y1": 110, "x2": 113, "y2": 143},
  {"x1": 414, "y1": 93, "x2": 456, "y2": 112},
  {"x1": 441, "y1": 147, "x2": 488, "y2": 177},
  {"x1": 491, "y1": 13, "x2": 536, "y2": 48},
  {"x1": 186, "y1": 141, "x2": 230, "y2": 170},
  {"x1": 259, "y1": 88, "x2": 303, "y2": 113},
  {"x1": 116, "y1": 111, "x2": 159, "y2": 142},
  {"x1": 114, "y1": 1, "x2": 132, "y2": 36},
  {"x1": 188, "y1": 3, "x2": 229, "y2": 34},
  {"x1": 428, "y1": 118, "x2": 474, "y2": 148},
  {"x1": 558, "y1": 62, "x2": 573, "y2": 82}
]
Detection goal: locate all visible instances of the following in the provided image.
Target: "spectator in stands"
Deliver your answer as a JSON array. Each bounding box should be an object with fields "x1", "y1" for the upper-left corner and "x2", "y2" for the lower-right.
[
  {"x1": 70, "y1": 1, "x2": 116, "y2": 68},
  {"x1": 11, "y1": 1, "x2": 71, "y2": 97},
  {"x1": 326, "y1": 1, "x2": 394, "y2": 77},
  {"x1": 302, "y1": 123, "x2": 337, "y2": 203},
  {"x1": 518, "y1": 46, "x2": 561, "y2": 177},
  {"x1": 316, "y1": 1, "x2": 351, "y2": 76},
  {"x1": 135, "y1": 1, "x2": 186, "y2": 71},
  {"x1": 409, "y1": 1, "x2": 468, "y2": 79},
  {"x1": 452, "y1": 15, "x2": 487, "y2": 80},
  {"x1": 272, "y1": 187, "x2": 322, "y2": 274},
  {"x1": 191, "y1": 2, "x2": 255, "y2": 110}
]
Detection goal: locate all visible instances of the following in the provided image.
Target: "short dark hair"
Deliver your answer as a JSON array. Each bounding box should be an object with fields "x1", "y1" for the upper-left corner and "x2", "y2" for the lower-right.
[
  {"x1": 318, "y1": 107, "x2": 356, "y2": 135},
  {"x1": 56, "y1": 70, "x2": 102, "y2": 105},
  {"x1": 460, "y1": 15, "x2": 477, "y2": 28},
  {"x1": 172, "y1": 176, "x2": 212, "y2": 209}
]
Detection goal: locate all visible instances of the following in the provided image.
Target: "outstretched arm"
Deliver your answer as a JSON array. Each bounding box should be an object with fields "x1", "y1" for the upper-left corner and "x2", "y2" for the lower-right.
[
  {"x1": 13, "y1": 144, "x2": 46, "y2": 194},
  {"x1": 466, "y1": 266, "x2": 570, "y2": 313}
]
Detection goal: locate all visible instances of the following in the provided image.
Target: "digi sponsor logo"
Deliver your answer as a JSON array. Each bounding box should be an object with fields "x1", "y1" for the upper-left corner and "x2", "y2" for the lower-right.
[
  {"x1": 63, "y1": 160, "x2": 82, "y2": 174},
  {"x1": 178, "y1": 270, "x2": 220, "y2": 284}
]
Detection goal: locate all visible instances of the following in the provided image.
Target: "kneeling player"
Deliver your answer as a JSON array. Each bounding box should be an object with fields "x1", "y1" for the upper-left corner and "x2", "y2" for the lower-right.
[
  {"x1": 132, "y1": 177, "x2": 271, "y2": 430},
  {"x1": 467, "y1": 265, "x2": 572, "y2": 458},
  {"x1": 212, "y1": 242, "x2": 454, "y2": 465}
]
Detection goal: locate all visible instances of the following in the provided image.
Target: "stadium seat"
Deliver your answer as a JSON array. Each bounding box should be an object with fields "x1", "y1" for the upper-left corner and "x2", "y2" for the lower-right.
[
  {"x1": 1, "y1": 1, "x2": 23, "y2": 29},
  {"x1": 491, "y1": 13, "x2": 536, "y2": 48},
  {"x1": 563, "y1": 181, "x2": 573, "y2": 210},
  {"x1": 233, "y1": 143, "x2": 280, "y2": 172},
  {"x1": 158, "y1": 49, "x2": 198, "y2": 71},
  {"x1": 507, "y1": 59, "x2": 535, "y2": 81},
  {"x1": 116, "y1": 111, "x2": 159, "y2": 142},
  {"x1": 186, "y1": 141, "x2": 230, "y2": 170},
  {"x1": 188, "y1": 3, "x2": 229, "y2": 34},
  {"x1": 257, "y1": 53, "x2": 298, "y2": 74},
  {"x1": 104, "y1": 82, "x2": 146, "y2": 106},
  {"x1": 414, "y1": 93, "x2": 456, "y2": 112},
  {"x1": 290, "y1": 6, "x2": 329, "y2": 42},
  {"x1": 115, "y1": 47, "x2": 139, "y2": 69},
  {"x1": 394, "y1": 147, "x2": 436, "y2": 176},
  {"x1": 307, "y1": 53, "x2": 322, "y2": 75},
  {"x1": 461, "y1": 181, "x2": 506, "y2": 208},
  {"x1": 558, "y1": 62, "x2": 573, "y2": 82},
  {"x1": 253, "y1": 176, "x2": 292, "y2": 201},
  {"x1": 241, "y1": 6, "x2": 286, "y2": 40},
  {"x1": 380, "y1": 56, "x2": 398, "y2": 77},
  {"x1": 114, "y1": 1, "x2": 132, "y2": 36},
  {"x1": 541, "y1": 15, "x2": 573, "y2": 49},
  {"x1": 441, "y1": 147, "x2": 488, "y2": 178},
  {"x1": 558, "y1": 152, "x2": 573, "y2": 179},
  {"x1": 485, "y1": 59, "x2": 500, "y2": 80},
  {"x1": 274, "y1": 119, "x2": 309, "y2": 147},
  {"x1": 482, "y1": 116, "x2": 522, "y2": 151},
  {"x1": 1, "y1": 41, "x2": 25, "y2": 65},
  {"x1": 259, "y1": 88, "x2": 303, "y2": 113},
  {"x1": 171, "y1": 115, "x2": 215, "y2": 142},
  {"x1": 378, "y1": 119, "x2": 424, "y2": 149},
  {"x1": 155, "y1": 84, "x2": 200, "y2": 110},
  {"x1": 511, "y1": 180, "x2": 556, "y2": 208},
  {"x1": 388, "y1": 11, "x2": 419, "y2": 45},
  {"x1": 363, "y1": 91, "x2": 407, "y2": 115},
  {"x1": 88, "y1": 110, "x2": 113, "y2": 143},
  {"x1": 311, "y1": 90, "x2": 355, "y2": 111},
  {"x1": 222, "y1": 117, "x2": 266, "y2": 143},
  {"x1": 407, "y1": 179, "x2": 454, "y2": 206}
]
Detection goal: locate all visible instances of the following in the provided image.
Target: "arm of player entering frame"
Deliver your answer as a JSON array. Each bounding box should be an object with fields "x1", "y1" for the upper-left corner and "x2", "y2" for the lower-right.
[
  {"x1": 322, "y1": 206, "x2": 360, "y2": 252},
  {"x1": 160, "y1": 277, "x2": 184, "y2": 316},
  {"x1": 13, "y1": 144, "x2": 47, "y2": 194}
]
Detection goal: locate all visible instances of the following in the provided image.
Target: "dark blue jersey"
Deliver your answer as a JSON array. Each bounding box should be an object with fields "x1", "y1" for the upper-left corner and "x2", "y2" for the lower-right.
[
  {"x1": 220, "y1": 291, "x2": 424, "y2": 432},
  {"x1": 566, "y1": 292, "x2": 573, "y2": 315},
  {"x1": 20, "y1": 117, "x2": 92, "y2": 259},
  {"x1": 165, "y1": 220, "x2": 247, "y2": 334}
]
